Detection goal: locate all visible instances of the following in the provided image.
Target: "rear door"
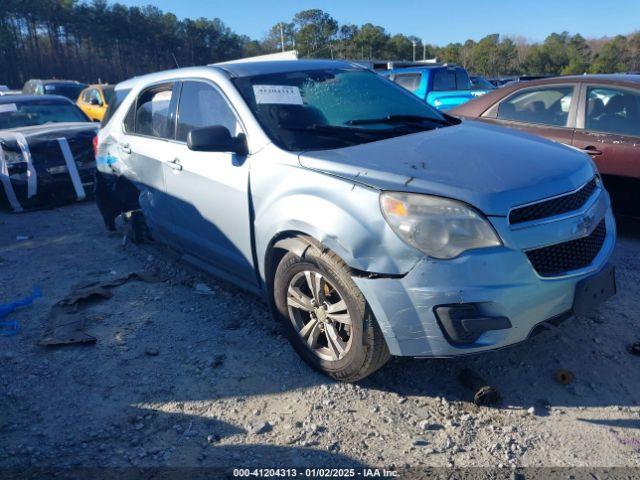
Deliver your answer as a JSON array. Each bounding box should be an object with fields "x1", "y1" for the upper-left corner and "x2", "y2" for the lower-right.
[
  {"x1": 426, "y1": 68, "x2": 474, "y2": 110},
  {"x1": 120, "y1": 82, "x2": 179, "y2": 240},
  {"x1": 481, "y1": 83, "x2": 578, "y2": 146},
  {"x1": 572, "y1": 84, "x2": 640, "y2": 216},
  {"x1": 163, "y1": 79, "x2": 256, "y2": 288},
  {"x1": 572, "y1": 84, "x2": 640, "y2": 178}
]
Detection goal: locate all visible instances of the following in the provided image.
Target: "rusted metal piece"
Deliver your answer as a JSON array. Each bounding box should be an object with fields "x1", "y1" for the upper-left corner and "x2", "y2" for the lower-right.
[{"x1": 40, "y1": 271, "x2": 165, "y2": 346}]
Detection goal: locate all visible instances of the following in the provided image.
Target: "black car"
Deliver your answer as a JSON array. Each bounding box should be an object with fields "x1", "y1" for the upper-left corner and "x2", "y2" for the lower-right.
[
  {"x1": 0, "y1": 95, "x2": 98, "y2": 211},
  {"x1": 22, "y1": 79, "x2": 87, "y2": 101}
]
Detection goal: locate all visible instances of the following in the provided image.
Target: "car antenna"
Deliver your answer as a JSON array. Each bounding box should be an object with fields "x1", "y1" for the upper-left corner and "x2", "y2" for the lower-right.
[{"x1": 172, "y1": 53, "x2": 180, "y2": 69}]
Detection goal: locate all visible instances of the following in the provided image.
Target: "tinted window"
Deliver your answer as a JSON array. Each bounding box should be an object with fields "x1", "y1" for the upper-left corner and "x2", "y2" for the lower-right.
[
  {"x1": 498, "y1": 86, "x2": 574, "y2": 127},
  {"x1": 134, "y1": 85, "x2": 175, "y2": 138},
  {"x1": 102, "y1": 88, "x2": 131, "y2": 127},
  {"x1": 455, "y1": 69, "x2": 471, "y2": 90},
  {"x1": 433, "y1": 70, "x2": 456, "y2": 91},
  {"x1": 0, "y1": 99, "x2": 88, "y2": 129},
  {"x1": 393, "y1": 73, "x2": 422, "y2": 92},
  {"x1": 102, "y1": 86, "x2": 115, "y2": 104},
  {"x1": 176, "y1": 81, "x2": 240, "y2": 142},
  {"x1": 81, "y1": 89, "x2": 92, "y2": 102},
  {"x1": 43, "y1": 83, "x2": 85, "y2": 100},
  {"x1": 586, "y1": 86, "x2": 640, "y2": 137}
]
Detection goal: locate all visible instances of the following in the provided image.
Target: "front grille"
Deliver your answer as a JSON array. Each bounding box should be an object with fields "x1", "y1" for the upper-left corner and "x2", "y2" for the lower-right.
[
  {"x1": 509, "y1": 177, "x2": 598, "y2": 225},
  {"x1": 526, "y1": 220, "x2": 606, "y2": 277}
]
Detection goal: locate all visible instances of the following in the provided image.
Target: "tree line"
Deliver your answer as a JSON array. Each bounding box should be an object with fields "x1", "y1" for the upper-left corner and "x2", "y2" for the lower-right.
[{"x1": 1, "y1": 2, "x2": 639, "y2": 88}]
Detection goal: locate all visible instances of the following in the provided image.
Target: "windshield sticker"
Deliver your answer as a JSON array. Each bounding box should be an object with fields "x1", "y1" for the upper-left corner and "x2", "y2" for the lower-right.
[
  {"x1": 253, "y1": 85, "x2": 303, "y2": 105},
  {"x1": 0, "y1": 104, "x2": 17, "y2": 114}
]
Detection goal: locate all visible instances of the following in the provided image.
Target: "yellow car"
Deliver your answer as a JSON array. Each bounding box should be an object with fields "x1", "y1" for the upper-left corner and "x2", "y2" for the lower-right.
[{"x1": 77, "y1": 84, "x2": 114, "y2": 121}]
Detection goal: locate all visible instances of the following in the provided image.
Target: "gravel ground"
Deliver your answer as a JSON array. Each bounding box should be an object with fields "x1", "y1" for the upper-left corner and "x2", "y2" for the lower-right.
[{"x1": 1, "y1": 201, "x2": 639, "y2": 476}]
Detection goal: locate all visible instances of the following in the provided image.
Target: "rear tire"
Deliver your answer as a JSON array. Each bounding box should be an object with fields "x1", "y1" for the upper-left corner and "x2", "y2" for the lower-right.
[{"x1": 273, "y1": 247, "x2": 390, "y2": 382}]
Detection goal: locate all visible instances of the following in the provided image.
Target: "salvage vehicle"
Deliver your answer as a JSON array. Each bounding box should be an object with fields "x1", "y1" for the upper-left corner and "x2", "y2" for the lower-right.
[
  {"x1": 96, "y1": 60, "x2": 616, "y2": 381},
  {"x1": 383, "y1": 65, "x2": 479, "y2": 110},
  {"x1": 22, "y1": 79, "x2": 87, "y2": 101},
  {"x1": 451, "y1": 74, "x2": 640, "y2": 217},
  {"x1": 0, "y1": 95, "x2": 97, "y2": 211},
  {"x1": 77, "y1": 84, "x2": 114, "y2": 122}
]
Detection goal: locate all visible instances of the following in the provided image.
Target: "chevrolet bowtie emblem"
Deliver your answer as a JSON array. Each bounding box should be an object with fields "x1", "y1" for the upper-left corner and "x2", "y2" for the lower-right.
[{"x1": 576, "y1": 214, "x2": 595, "y2": 234}]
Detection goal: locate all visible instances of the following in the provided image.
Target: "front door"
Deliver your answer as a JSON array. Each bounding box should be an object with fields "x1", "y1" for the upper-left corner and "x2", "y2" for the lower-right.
[
  {"x1": 163, "y1": 80, "x2": 256, "y2": 288},
  {"x1": 573, "y1": 84, "x2": 640, "y2": 215},
  {"x1": 485, "y1": 84, "x2": 578, "y2": 146}
]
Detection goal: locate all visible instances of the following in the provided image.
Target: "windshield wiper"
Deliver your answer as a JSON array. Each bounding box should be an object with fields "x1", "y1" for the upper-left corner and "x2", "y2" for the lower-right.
[{"x1": 345, "y1": 114, "x2": 451, "y2": 126}]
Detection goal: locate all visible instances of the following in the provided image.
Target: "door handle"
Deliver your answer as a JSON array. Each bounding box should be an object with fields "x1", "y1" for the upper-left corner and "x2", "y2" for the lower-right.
[
  {"x1": 167, "y1": 158, "x2": 183, "y2": 171},
  {"x1": 582, "y1": 146, "x2": 602, "y2": 156},
  {"x1": 119, "y1": 143, "x2": 131, "y2": 154}
]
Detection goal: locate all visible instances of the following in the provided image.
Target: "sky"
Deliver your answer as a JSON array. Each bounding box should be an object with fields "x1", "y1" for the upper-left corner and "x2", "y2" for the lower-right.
[{"x1": 114, "y1": 0, "x2": 638, "y2": 45}]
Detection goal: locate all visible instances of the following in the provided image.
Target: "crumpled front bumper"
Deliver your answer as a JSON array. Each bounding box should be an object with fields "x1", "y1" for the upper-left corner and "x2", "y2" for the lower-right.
[{"x1": 353, "y1": 188, "x2": 616, "y2": 357}]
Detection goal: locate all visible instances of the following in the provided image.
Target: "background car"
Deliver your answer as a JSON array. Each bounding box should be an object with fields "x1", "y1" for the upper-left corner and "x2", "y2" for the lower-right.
[
  {"x1": 0, "y1": 95, "x2": 97, "y2": 211},
  {"x1": 383, "y1": 65, "x2": 478, "y2": 110},
  {"x1": 22, "y1": 79, "x2": 87, "y2": 101},
  {"x1": 451, "y1": 74, "x2": 640, "y2": 217},
  {"x1": 469, "y1": 75, "x2": 495, "y2": 96},
  {"x1": 77, "y1": 84, "x2": 114, "y2": 121}
]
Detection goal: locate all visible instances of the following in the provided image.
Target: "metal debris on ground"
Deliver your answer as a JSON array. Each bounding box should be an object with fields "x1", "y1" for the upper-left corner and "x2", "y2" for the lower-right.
[
  {"x1": 554, "y1": 369, "x2": 575, "y2": 385},
  {"x1": 458, "y1": 368, "x2": 500, "y2": 406},
  {"x1": 628, "y1": 342, "x2": 640, "y2": 357},
  {"x1": 39, "y1": 271, "x2": 165, "y2": 346}
]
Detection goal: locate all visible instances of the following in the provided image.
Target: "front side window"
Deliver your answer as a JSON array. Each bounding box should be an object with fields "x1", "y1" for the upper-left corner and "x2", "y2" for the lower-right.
[
  {"x1": 497, "y1": 86, "x2": 574, "y2": 127},
  {"x1": 393, "y1": 74, "x2": 422, "y2": 93},
  {"x1": 432, "y1": 69, "x2": 470, "y2": 91},
  {"x1": 0, "y1": 100, "x2": 88, "y2": 129},
  {"x1": 133, "y1": 84, "x2": 175, "y2": 139},
  {"x1": 433, "y1": 70, "x2": 456, "y2": 91},
  {"x1": 586, "y1": 86, "x2": 640, "y2": 137},
  {"x1": 233, "y1": 68, "x2": 451, "y2": 151},
  {"x1": 176, "y1": 81, "x2": 240, "y2": 142}
]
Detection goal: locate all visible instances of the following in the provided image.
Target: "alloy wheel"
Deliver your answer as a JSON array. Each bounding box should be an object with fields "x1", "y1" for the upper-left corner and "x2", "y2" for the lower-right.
[{"x1": 286, "y1": 270, "x2": 353, "y2": 362}]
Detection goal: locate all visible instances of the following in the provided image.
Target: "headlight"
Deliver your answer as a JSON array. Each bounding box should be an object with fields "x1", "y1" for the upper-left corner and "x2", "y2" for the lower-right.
[{"x1": 380, "y1": 192, "x2": 501, "y2": 259}]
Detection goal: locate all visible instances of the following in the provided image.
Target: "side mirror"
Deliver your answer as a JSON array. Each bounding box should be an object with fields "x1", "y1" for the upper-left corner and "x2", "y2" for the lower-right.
[
  {"x1": 90, "y1": 98, "x2": 101, "y2": 106},
  {"x1": 187, "y1": 125, "x2": 248, "y2": 155}
]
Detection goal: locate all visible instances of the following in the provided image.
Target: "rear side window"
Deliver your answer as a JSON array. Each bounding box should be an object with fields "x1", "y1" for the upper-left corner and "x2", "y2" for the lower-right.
[
  {"x1": 176, "y1": 81, "x2": 240, "y2": 142},
  {"x1": 393, "y1": 73, "x2": 422, "y2": 93},
  {"x1": 586, "y1": 86, "x2": 640, "y2": 137},
  {"x1": 132, "y1": 84, "x2": 176, "y2": 138},
  {"x1": 102, "y1": 88, "x2": 131, "y2": 127},
  {"x1": 498, "y1": 86, "x2": 574, "y2": 127}
]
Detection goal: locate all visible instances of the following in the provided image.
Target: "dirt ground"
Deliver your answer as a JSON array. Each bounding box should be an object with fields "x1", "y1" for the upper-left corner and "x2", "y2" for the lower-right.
[{"x1": 1, "y1": 201, "x2": 639, "y2": 476}]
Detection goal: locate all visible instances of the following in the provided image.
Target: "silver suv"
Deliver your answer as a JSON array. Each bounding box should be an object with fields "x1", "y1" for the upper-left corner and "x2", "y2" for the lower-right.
[{"x1": 96, "y1": 60, "x2": 616, "y2": 381}]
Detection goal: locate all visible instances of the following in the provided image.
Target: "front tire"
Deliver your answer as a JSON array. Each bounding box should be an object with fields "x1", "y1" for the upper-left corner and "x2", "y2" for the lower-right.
[{"x1": 273, "y1": 248, "x2": 390, "y2": 382}]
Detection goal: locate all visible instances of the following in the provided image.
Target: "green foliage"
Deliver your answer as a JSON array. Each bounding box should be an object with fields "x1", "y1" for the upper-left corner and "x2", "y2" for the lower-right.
[
  {"x1": 0, "y1": 0, "x2": 262, "y2": 87},
  {"x1": 0, "y1": 2, "x2": 635, "y2": 88}
]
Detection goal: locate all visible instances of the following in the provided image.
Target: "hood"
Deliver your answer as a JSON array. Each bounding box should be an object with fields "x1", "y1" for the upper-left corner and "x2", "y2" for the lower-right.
[
  {"x1": 0, "y1": 122, "x2": 98, "y2": 143},
  {"x1": 298, "y1": 120, "x2": 595, "y2": 216}
]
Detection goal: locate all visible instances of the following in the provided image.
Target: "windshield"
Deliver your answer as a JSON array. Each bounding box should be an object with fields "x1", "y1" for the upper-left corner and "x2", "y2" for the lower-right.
[
  {"x1": 233, "y1": 68, "x2": 452, "y2": 151},
  {"x1": 43, "y1": 83, "x2": 85, "y2": 100},
  {"x1": 0, "y1": 100, "x2": 89, "y2": 129}
]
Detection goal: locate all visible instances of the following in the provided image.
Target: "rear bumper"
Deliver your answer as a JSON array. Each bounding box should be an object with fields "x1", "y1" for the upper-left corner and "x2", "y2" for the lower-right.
[{"x1": 354, "y1": 202, "x2": 616, "y2": 357}]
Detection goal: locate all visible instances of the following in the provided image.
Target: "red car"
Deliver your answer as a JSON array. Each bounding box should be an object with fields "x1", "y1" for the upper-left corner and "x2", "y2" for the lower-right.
[{"x1": 451, "y1": 75, "x2": 640, "y2": 217}]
